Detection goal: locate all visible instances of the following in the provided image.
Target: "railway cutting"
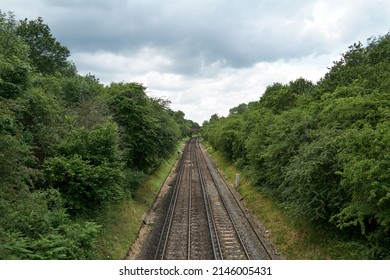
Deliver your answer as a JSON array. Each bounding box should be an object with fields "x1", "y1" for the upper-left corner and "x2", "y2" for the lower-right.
[{"x1": 127, "y1": 137, "x2": 280, "y2": 260}]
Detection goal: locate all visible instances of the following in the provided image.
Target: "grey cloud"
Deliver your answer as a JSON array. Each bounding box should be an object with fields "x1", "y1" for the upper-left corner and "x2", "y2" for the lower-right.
[
  {"x1": 3, "y1": 0, "x2": 389, "y2": 125},
  {"x1": 42, "y1": 0, "x2": 330, "y2": 72},
  {"x1": 4, "y1": 0, "x2": 390, "y2": 77},
  {"x1": 42, "y1": 0, "x2": 126, "y2": 10}
]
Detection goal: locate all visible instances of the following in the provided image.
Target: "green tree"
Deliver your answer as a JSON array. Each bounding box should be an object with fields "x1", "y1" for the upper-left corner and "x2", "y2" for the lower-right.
[
  {"x1": 0, "y1": 188, "x2": 100, "y2": 259},
  {"x1": 108, "y1": 82, "x2": 180, "y2": 172},
  {"x1": 229, "y1": 103, "x2": 248, "y2": 116},
  {"x1": 0, "y1": 12, "x2": 30, "y2": 99},
  {"x1": 260, "y1": 78, "x2": 314, "y2": 114},
  {"x1": 44, "y1": 121, "x2": 125, "y2": 216},
  {"x1": 16, "y1": 17, "x2": 73, "y2": 75},
  {"x1": 332, "y1": 122, "x2": 390, "y2": 256},
  {"x1": 204, "y1": 32, "x2": 390, "y2": 258}
]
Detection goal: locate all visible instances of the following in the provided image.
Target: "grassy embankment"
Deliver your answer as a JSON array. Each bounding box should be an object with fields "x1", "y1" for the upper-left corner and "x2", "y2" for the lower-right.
[
  {"x1": 203, "y1": 142, "x2": 367, "y2": 260},
  {"x1": 95, "y1": 140, "x2": 186, "y2": 259}
]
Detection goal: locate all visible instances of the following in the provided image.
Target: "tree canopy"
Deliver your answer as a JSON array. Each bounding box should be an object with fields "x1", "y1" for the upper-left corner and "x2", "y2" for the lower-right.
[
  {"x1": 0, "y1": 12, "x2": 194, "y2": 259},
  {"x1": 203, "y1": 32, "x2": 390, "y2": 258}
]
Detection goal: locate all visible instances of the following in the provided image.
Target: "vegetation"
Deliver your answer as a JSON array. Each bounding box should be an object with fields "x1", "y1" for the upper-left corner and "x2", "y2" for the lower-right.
[
  {"x1": 205, "y1": 144, "x2": 375, "y2": 259},
  {"x1": 2, "y1": 8, "x2": 389, "y2": 260},
  {"x1": 203, "y1": 33, "x2": 390, "y2": 259},
  {"x1": 0, "y1": 11, "x2": 196, "y2": 259},
  {"x1": 96, "y1": 140, "x2": 183, "y2": 259}
]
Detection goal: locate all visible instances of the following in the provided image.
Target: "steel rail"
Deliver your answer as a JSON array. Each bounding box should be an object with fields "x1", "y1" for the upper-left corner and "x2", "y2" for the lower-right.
[
  {"x1": 187, "y1": 145, "x2": 192, "y2": 259},
  {"x1": 199, "y1": 142, "x2": 273, "y2": 260},
  {"x1": 194, "y1": 138, "x2": 221, "y2": 259},
  {"x1": 154, "y1": 140, "x2": 189, "y2": 260},
  {"x1": 198, "y1": 141, "x2": 250, "y2": 260}
]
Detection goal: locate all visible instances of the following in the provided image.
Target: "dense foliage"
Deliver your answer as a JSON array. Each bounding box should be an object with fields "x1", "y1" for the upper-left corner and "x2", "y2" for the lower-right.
[
  {"x1": 203, "y1": 33, "x2": 390, "y2": 258},
  {"x1": 0, "y1": 12, "x2": 195, "y2": 259}
]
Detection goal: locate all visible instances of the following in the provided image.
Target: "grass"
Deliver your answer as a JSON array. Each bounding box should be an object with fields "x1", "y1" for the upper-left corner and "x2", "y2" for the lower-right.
[
  {"x1": 95, "y1": 140, "x2": 185, "y2": 259},
  {"x1": 95, "y1": 196, "x2": 148, "y2": 259},
  {"x1": 203, "y1": 142, "x2": 370, "y2": 260}
]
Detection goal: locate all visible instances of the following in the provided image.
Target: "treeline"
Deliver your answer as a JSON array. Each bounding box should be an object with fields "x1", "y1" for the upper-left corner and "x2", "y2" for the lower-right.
[
  {"x1": 0, "y1": 12, "x2": 197, "y2": 259},
  {"x1": 203, "y1": 33, "x2": 390, "y2": 258}
]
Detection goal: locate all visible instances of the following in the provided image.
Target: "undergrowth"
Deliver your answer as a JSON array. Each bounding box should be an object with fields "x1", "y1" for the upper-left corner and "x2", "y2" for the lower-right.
[
  {"x1": 203, "y1": 141, "x2": 373, "y2": 260},
  {"x1": 95, "y1": 140, "x2": 185, "y2": 259}
]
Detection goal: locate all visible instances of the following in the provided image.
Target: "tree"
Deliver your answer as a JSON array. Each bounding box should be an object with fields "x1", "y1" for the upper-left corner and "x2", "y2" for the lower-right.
[
  {"x1": 0, "y1": 12, "x2": 30, "y2": 99},
  {"x1": 44, "y1": 121, "x2": 125, "y2": 216},
  {"x1": 107, "y1": 82, "x2": 180, "y2": 171},
  {"x1": 259, "y1": 78, "x2": 314, "y2": 114},
  {"x1": 229, "y1": 103, "x2": 248, "y2": 116},
  {"x1": 16, "y1": 17, "x2": 72, "y2": 75}
]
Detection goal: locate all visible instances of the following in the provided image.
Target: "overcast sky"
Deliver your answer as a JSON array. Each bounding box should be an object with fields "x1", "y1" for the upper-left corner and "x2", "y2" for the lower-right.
[{"x1": 2, "y1": 0, "x2": 389, "y2": 124}]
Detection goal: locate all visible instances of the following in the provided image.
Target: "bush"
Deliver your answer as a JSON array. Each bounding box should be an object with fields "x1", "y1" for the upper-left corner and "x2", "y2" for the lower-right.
[
  {"x1": 203, "y1": 33, "x2": 390, "y2": 258},
  {"x1": 44, "y1": 121, "x2": 125, "y2": 216},
  {"x1": 0, "y1": 188, "x2": 100, "y2": 260}
]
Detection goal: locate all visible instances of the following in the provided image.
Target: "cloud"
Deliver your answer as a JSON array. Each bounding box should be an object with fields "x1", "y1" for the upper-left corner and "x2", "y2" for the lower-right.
[
  {"x1": 42, "y1": 0, "x2": 120, "y2": 9},
  {"x1": 5, "y1": 0, "x2": 389, "y2": 71},
  {"x1": 57, "y1": 0, "x2": 389, "y2": 73},
  {"x1": 141, "y1": 55, "x2": 330, "y2": 124},
  {"x1": 5, "y1": 1, "x2": 335, "y2": 67},
  {"x1": 2, "y1": 0, "x2": 389, "y2": 123}
]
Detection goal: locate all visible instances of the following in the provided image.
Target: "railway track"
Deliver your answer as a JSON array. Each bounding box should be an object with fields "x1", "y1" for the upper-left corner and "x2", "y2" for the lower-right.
[{"x1": 154, "y1": 137, "x2": 272, "y2": 260}]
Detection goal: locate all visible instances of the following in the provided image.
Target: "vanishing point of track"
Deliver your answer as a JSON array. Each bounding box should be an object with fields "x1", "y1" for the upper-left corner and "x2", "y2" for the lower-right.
[{"x1": 154, "y1": 137, "x2": 272, "y2": 260}]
